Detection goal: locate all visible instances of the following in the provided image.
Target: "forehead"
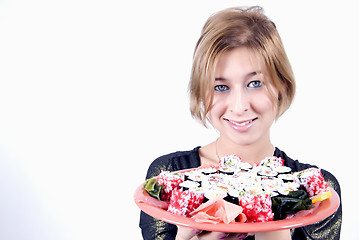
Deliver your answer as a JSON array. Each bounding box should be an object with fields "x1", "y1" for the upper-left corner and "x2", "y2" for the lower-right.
[{"x1": 215, "y1": 47, "x2": 264, "y2": 78}]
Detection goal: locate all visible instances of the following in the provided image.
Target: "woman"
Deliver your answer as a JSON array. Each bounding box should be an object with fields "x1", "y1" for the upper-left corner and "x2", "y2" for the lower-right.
[{"x1": 139, "y1": 6, "x2": 342, "y2": 240}]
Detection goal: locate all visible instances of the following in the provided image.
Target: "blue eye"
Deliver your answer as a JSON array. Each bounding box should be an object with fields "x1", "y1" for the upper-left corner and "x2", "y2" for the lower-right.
[
  {"x1": 247, "y1": 80, "x2": 262, "y2": 88},
  {"x1": 214, "y1": 85, "x2": 230, "y2": 92}
]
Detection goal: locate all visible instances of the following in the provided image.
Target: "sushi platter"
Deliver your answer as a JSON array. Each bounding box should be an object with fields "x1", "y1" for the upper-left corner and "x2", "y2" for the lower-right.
[{"x1": 134, "y1": 155, "x2": 340, "y2": 232}]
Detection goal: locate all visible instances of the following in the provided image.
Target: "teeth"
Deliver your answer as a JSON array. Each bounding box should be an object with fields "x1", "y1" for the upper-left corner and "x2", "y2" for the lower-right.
[{"x1": 229, "y1": 119, "x2": 252, "y2": 126}]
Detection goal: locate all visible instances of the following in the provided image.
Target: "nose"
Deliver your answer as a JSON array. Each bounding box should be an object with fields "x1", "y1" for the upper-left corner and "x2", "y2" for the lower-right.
[{"x1": 228, "y1": 89, "x2": 249, "y2": 114}]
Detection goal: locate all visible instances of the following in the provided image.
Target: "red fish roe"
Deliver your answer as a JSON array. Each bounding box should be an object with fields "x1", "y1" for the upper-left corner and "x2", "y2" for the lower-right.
[
  {"x1": 238, "y1": 194, "x2": 274, "y2": 223},
  {"x1": 299, "y1": 168, "x2": 329, "y2": 197},
  {"x1": 157, "y1": 171, "x2": 184, "y2": 201},
  {"x1": 167, "y1": 189, "x2": 204, "y2": 216}
]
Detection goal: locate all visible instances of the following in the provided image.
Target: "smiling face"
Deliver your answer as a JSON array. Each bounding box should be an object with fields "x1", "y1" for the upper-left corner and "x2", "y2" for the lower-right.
[{"x1": 209, "y1": 47, "x2": 278, "y2": 147}]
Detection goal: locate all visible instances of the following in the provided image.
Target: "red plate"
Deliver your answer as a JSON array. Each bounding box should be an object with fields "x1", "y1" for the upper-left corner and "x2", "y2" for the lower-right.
[{"x1": 134, "y1": 184, "x2": 340, "y2": 233}]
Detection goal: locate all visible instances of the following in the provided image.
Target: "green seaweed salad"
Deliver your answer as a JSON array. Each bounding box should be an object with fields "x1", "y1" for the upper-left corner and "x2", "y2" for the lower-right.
[
  {"x1": 143, "y1": 178, "x2": 164, "y2": 200},
  {"x1": 271, "y1": 190, "x2": 313, "y2": 220}
]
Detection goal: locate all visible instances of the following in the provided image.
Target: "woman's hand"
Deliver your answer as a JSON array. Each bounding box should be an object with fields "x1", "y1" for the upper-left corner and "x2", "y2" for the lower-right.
[
  {"x1": 175, "y1": 226, "x2": 248, "y2": 240},
  {"x1": 176, "y1": 226, "x2": 291, "y2": 240},
  {"x1": 255, "y1": 229, "x2": 291, "y2": 240}
]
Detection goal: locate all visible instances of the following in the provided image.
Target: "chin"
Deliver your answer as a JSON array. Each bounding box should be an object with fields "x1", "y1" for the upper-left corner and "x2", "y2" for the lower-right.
[{"x1": 224, "y1": 134, "x2": 259, "y2": 146}]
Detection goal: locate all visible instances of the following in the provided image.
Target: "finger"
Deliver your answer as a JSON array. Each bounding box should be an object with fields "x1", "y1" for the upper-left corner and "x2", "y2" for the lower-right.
[
  {"x1": 236, "y1": 233, "x2": 248, "y2": 240},
  {"x1": 199, "y1": 232, "x2": 248, "y2": 240},
  {"x1": 218, "y1": 233, "x2": 248, "y2": 240},
  {"x1": 197, "y1": 231, "x2": 229, "y2": 240},
  {"x1": 176, "y1": 226, "x2": 203, "y2": 240}
]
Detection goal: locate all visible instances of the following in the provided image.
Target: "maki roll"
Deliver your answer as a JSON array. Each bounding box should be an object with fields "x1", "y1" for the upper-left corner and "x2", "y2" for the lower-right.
[
  {"x1": 238, "y1": 194, "x2": 274, "y2": 223},
  {"x1": 201, "y1": 167, "x2": 218, "y2": 175},
  {"x1": 261, "y1": 178, "x2": 282, "y2": 194},
  {"x1": 275, "y1": 166, "x2": 292, "y2": 175},
  {"x1": 179, "y1": 180, "x2": 200, "y2": 191},
  {"x1": 203, "y1": 174, "x2": 226, "y2": 187},
  {"x1": 224, "y1": 188, "x2": 242, "y2": 205},
  {"x1": 296, "y1": 168, "x2": 329, "y2": 197},
  {"x1": 278, "y1": 173, "x2": 298, "y2": 183},
  {"x1": 219, "y1": 167, "x2": 235, "y2": 175},
  {"x1": 257, "y1": 166, "x2": 278, "y2": 179},
  {"x1": 184, "y1": 170, "x2": 205, "y2": 186},
  {"x1": 219, "y1": 154, "x2": 241, "y2": 170},
  {"x1": 167, "y1": 189, "x2": 204, "y2": 216},
  {"x1": 259, "y1": 156, "x2": 284, "y2": 169},
  {"x1": 157, "y1": 171, "x2": 184, "y2": 201},
  {"x1": 244, "y1": 182, "x2": 263, "y2": 195},
  {"x1": 238, "y1": 161, "x2": 253, "y2": 171},
  {"x1": 277, "y1": 182, "x2": 300, "y2": 195},
  {"x1": 203, "y1": 186, "x2": 227, "y2": 203}
]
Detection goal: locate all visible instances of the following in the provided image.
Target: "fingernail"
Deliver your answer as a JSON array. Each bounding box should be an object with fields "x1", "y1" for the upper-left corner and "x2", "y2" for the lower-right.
[
  {"x1": 218, "y1": 233, "x2": 229, "y2": 239},
  {"x1": 238, "y1": 233, "x2": 248, "y2": 240},
  {"x1": 192, "y1": 229, "x2": 202, "y2": 235}
]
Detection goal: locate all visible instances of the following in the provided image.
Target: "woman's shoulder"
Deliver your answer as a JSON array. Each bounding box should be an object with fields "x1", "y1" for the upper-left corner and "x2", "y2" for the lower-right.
[
  {"x1": 145, "y1": 147, "x2": 201, "y2": 179},
  {"x1": 274, "y1": 147, "x2": 315, "y2": 171}
]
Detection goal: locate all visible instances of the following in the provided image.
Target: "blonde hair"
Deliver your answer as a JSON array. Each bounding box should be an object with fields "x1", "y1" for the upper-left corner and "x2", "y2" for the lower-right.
[{"x1": 189, "y1": 6, "x2": 296, "y2": 126}]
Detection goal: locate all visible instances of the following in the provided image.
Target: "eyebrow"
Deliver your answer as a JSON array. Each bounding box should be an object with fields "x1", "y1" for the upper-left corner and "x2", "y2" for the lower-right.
[{"x1": 215, "y1": 71, "x2": 261, "y2": 81}]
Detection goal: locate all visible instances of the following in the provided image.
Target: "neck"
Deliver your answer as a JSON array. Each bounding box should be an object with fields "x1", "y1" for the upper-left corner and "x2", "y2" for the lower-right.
[{"x1": 216, "y1": 135, "x2": 274, "y2": 163}]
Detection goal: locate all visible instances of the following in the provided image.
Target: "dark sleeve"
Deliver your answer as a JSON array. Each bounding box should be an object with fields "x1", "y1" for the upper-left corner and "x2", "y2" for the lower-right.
[
  {"x1": 291, "y1": 169, "x2": 342, "y2": 240},
  {"x1": 139, "y1": 148, "x2": 201, "y2": 240},
  {"x1": 139, "y1": 211, "x2": 177, "y2": 240},
  {"x1": 275, "y1": 148, "x2": 342, "y2": 240}
]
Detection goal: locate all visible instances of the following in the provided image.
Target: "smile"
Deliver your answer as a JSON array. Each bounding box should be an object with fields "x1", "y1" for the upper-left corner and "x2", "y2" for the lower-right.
[
  {"x1": 224, "y1": 117, "x2": 258, "y2": 132},
  {"x1": 226, "y1": 117, "x2": 258, "y2": 126}
]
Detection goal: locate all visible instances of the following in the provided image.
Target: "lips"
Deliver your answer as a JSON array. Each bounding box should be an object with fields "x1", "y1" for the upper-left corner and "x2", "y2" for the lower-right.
[
  {"x1": 225, "y1": 117, "x2": 258, "y2": 126},
  {"x1": 224, "y1": 117, "x2": 258, "y2": 132}
]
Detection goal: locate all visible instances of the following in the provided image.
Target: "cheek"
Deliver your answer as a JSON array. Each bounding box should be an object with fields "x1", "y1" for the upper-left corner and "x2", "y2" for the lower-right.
[
  {"x1": 208, "y1": 96, "x2": 226, "y2": 120},
  {"x1": 250, "y1": 93, "x2": 277, "y2": 117}
]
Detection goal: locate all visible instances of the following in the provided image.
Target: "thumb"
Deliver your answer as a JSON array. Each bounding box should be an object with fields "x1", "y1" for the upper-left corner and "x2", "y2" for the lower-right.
[{"x1": 176, "y1": 226, "x2": 202, "y2": 240}]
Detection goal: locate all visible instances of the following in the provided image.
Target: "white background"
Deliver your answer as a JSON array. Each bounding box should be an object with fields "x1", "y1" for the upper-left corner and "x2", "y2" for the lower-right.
[{"x1": 0, "y1": 0, "x2": 358, "y2": 239}]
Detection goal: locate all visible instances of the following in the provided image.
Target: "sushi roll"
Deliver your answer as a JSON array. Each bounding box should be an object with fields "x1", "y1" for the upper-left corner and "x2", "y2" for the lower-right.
[
  {"x1": 296, "y1": 168, "x2": 329, "y2": 197},
  {"x1": 223, "y1": 188, "x2": 242, "y2": 205},
  {"x1": 238, "y1": 162, "x2": 253, "y2": 171},
  {"x1": 156, "y1": 171, "x2": 184, "y2": 201},
  {"x1": 264, "y1": 190, "x2": 280, "y2": 197},
  {"x1": 275, "y1": 166, "x2": 292, "y2": 175},
  {"x1": 219, "y1": 154, "x2": 241, "y2": 170},
  {"x1": 219, "y1": 167, "x2": 235, "y2": 175},
  {"x1": 257, "y1": 166, "x2": 279, "y2": 179},
  {"x1": 201, "y1": 167, "x2": 218, "y2": 175},
  {"x1": 259, "y1": 156, "x2": 284, "y2": 169},
  {"x1": 189, "y1": 186, "x2": 206, "y2": 195},
  {"x1": 202, "y1": 174, "x2": 226, "y2": 187},
  {"x1": 167, "y1": 189, "x2": 204, "y2": 216},
  {"x1": 238, "y1": 194, "x2": 274, "y2": 223},
  {"x1": 278, "y1": 173, "x2": 298, "y2": 183},
  {"x1": 244, "y1": 183, "x2": 263, "y2": 195},
  {"x1": 203, "y1": 186, "x2": 227, "y2": 203},
  {"x1": 277, "y1": 182, "x2": 300, "y2": 195},
  {"x1": 261, "y1": 178, "x2": 282, "y2": 194},
  {"x1": 184, "y1": 171, "x2": 205, "y2": 186},
  {"x1": 179, "y1": 180, "x2": 200, "y2": 191}
]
